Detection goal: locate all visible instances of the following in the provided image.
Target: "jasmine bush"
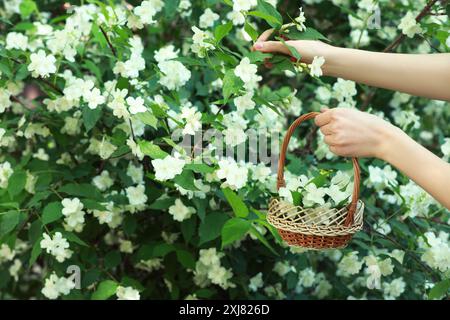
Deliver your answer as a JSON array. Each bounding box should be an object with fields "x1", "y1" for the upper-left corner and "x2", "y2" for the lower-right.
[{"x1": 0, "y1": 0, "x2": 449, "y2": 300}]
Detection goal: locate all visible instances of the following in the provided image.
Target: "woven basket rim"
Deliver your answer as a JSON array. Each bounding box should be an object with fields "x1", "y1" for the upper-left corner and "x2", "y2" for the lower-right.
[{"x1": 267, "y1": 198, "x2": 364, "y2": 236}]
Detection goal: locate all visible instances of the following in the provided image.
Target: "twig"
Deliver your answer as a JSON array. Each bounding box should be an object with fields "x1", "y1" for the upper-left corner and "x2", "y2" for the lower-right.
[
  {"x1": 360, "y1": 0, "x2": 440, "y2": 109},
  {"x1": 99, "y1": 25, "x2": 117, "y2": 57},
  {"x1": 38, "y1": 77, "x2": 64, "y2": 95}
]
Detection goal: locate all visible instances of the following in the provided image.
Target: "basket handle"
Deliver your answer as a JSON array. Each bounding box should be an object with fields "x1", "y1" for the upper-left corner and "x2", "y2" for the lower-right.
[{"x1": 276, "y1": 112, "x2": 361, "y2": 227}]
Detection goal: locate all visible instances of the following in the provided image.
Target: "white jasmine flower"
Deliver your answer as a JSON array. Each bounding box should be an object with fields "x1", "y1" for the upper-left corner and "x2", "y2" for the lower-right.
[
  {"x1": 295, "y1": 7, "x2": 307, "y2": 31},
  {"x1": 168, "y1": 199, "x2": 195, "y2": 222},
  {"x1": 302, "y1": 183, "x2": 327, "y2": 207},
  {"x1": 126, "y1": 96, "x2": 147, "y2": 114},
  {"x1": 199, "y1": 8, "x2": 219, "y2": 29},
  {"x1": 127, "y1": 138, "x2": 145, "y2": 160},
  {"x1": 180, "y1": 106, "x2": 202, "y2": 135},
  {"x1": 0, "y1": 161, "x2": 13, "y2": 189},
  {"x1": 84, "y1": 87, "x2": 105, "y2": 109},
  {"x1": 28, "y1": 50, "x2": 56, "y2": 78},
  {"x1": 126, "y1": 184, "x2": 148, "y2": 206},
  {"x1": 383, "y1": 277, "x2": 406, "y2": 300},
  {"x1": 134, "y1": 0, "x2": 164, "y2": 25},
  {"x1": 310, "y1": 56, "x2": 325, "y2": 77},
  {"x1": 127, "y1": 163, "x2": 144, "y2": 185},
  {"x1": 61, "y1": 198, "x2": 86, "y2": 231},
  {"x1": 337, "y1": 251, "x2": 363, "y2": 277},
  {"x1": 151, "y1": 155, "x2": 186, "y2": 181},
  {"x1": 154, "y1": 44, "x2": 179, "y2": 63},
  {"x1": 42, "y1": 273, "x2": 75, "y2": 300},
  {"x1": 6, "y1": 32, "x2": 28, "y2": 50},
  {"x1": 399, "y1": 12, "x2": 422, "y2": 38},
  {"x1": 227, "y1": 10, "x2": 245, "y2": 25},
  {"x1": 40, "y1": 232, "x2": 72, "y2": 263},
  {"x1": 234, "y1": 92, "x2": 255, "y2": 113},
  {"x1": 92, "y1": 170, "x2": 114, "y2": 191},
  {"x1": 158, "y1": 60, "x2": 191, "y2": 90},
  {"x1": 191, "y1": 26, "x2": 215, "y2": 58},
  {"x1": 116, "y1": 286, "x2": 140, "y2": 300},
  {"x1": 234, "y1": 57, "x2": 261, "y2": 85},
  {"x1": 216, "y1": 158, "x2": 248, "y2": 190},
  {"x1": 233, "y1": 0, "x2": 257, "y2": 12},
  {"x1": 249, "y1": 272, "x2": 264, "y2": 292}
]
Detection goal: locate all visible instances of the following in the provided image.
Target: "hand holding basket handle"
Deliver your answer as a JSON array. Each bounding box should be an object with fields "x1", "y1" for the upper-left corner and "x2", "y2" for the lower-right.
[{"x1": 267, "y1": 112, "x2": 364, "y2": 250}]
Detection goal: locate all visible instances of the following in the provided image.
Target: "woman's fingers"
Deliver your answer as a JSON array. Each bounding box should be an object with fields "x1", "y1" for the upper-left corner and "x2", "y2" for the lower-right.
[
  {"x1": 257, "y1": 29, "x2": 275, "y2": 42},
  {"x1": 319, "y1": 123, "x2": 334, "y2": 135},
  {"x1": 314, "y1": 109, "x2": 333, "y2": 127},
  {"x1": 253, "y1": 41, "x2": 291, "y2": 55}
]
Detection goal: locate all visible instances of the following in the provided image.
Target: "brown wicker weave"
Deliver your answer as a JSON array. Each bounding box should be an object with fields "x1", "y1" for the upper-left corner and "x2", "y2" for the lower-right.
[{"x1": 267, "y1": 112, "x2": 364, "y2": 250}]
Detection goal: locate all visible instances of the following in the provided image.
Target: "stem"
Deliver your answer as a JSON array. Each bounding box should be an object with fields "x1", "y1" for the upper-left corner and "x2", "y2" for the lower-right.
[{"x1": 99, "y1": 25, "x2": 117, "y2": 57}]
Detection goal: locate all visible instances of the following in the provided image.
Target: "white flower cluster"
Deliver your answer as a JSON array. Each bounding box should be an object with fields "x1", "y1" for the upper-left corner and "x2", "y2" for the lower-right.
[
  {"x1": 169, "y1": 199, "x2": 196, "y2": 222},
  {"x1": 62, "y1": 198, "x2": 86, "y2": 232},
  {"x1": 216, "y1": 158, "x2": 249, "y2": 190},
  {"x1": 113, "y1": 36, "x2": 146, "y2": 79},
  {"x1": 40, "y1": 232, "x2": 72, "y2": 263},
  {"x1": 193, "y1": 248, "x2": 235, "y2": 290},
  {"x1": 419, "y1": 231, "x2": 450, "y2": 273},
  {"x1": 279, "y1": 171, "x2": 353, "y2": 213},
  {"x1": 41, "y1": 273, "x2": 76, "y2": 299},
  {"x1": 116, "y1": 286, "x2": 140, "y2": 300}
]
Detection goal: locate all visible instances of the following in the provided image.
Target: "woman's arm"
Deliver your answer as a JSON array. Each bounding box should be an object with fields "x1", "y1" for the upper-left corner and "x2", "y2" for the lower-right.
[
  {"x1": 253, "y1": 31, "x2": 450, "y2": 101},
  {"x1": 314, "y1": 108, "x2": 450, "y2": 210}
]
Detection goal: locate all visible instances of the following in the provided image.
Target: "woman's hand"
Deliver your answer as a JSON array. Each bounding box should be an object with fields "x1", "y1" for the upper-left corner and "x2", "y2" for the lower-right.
[
  {"x1": 252, "y1": 29, "x2": 335, "y2": 66},
  {"x1": 314, "y1": 108, "x2": 396, "y2": 159}
]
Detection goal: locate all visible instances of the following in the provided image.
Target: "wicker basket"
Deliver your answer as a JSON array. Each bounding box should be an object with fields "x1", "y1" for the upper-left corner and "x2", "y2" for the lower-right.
[{"x1": 267, "y1": 112, "x2": 364, "y2": 250}]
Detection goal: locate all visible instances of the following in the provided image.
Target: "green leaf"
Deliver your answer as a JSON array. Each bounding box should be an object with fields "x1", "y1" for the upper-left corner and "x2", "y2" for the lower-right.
[
  {"x1": 29, "y1": 239, "x2": 42, "y2": 267},
  {"x1": 55, "y1": 229, "x2": 88, "y2": 246},
  {"x1": 59, "y1": 183, "x2": 103, "y2": 200},
  {"x1": 0, "y1": 211, "x2": 20, "y2": 238},
  {"x1": 276, "y1": 37, "x2": 301, "y2": 61},
  {"x1": 8, "y1": 170, "x2": 27, "y2": 198},
  {"x1": 249, "y1": 226, "x2": 278, "y2": 255},
  {"x1": 287, "y1": 27, "x2": 329, "y2": 42},
  {"x1": 246, "y1": 51, "x2": 273, "y2": 63},
  {"x1": 15, "y1": 64, "x2": 29, "y2": 81},
  {"x1": 176, "y1": 249, "x2": 195, "y2": 269},
  {"x1": 83, "y1": 60, "x2": 102, "y2": 81},
  {"x1": 256, "y1": 0, "x2": 283, "y2": 28},
  {"x1": 138, "y1": 140, "x2": 168, "y2": 159},
  {"x1": 244, "y1": 21, "x2": 259, "y2": 42},
  {"x1": 110, "y1": 145, "x2": 131, "y2": 158},
  {"x1": 221, "y1": 218, "x2": 251, "y2": 248},
  {"x1": 136, "y1": 112, "x2": 158, "y2": 130},
  {"x1": 199, "y1": 212, "x2": 229, "y2": 244},
  {"x1": 429, "y1": 279, "x2": 450, "y2": 300},
  {"x1": 82, "y1": 105, "x2": 102, "y2": 132},
  {"x1": 184, "y1": 163, "x2": 215, "y2": 174},
  {"x1": 104, "y1": 251, "x2": 122, "y2": 269},
  {"x1": 222, "y1": 187, "x2": 249, "y2": 218},
  {"x1": 81, "y1": 199, "x2": 107, "y2": 211},
  {"x1": 164, "y1": 0, "x2": 180, "y2": 18},
  {"x1": 0, "y1": 60, "x2": 13, "y2": 79},
  {"x1": 173, "y1": 169, "x2": 198, "y2": 191},
  {"x1": 19, "y1": 0, "x2": 37, "y2": 19},
  {"x1": 42, "y1": 202, "x2": 63, "y2": 225},
  {"x1": 149, "y1": 197, "x2": 175, "y2": 210},
  {"x1": 91, "y1": 280, "x2": 118, "y2": 300},
  {"x1": 248, "y1": 10, "x2": 282, "y2": 27},
  {"x1": 222, "y1": 69, "x2": 243, "y2": 101},
  {"x1": 214, "y1": 22, "x2": 233, "y2": 43}
]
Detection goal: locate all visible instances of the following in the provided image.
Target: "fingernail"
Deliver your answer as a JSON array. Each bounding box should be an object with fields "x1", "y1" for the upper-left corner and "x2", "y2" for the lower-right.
[{"x1": 254, "y1": 42, "x2": 263, "y2": 49}]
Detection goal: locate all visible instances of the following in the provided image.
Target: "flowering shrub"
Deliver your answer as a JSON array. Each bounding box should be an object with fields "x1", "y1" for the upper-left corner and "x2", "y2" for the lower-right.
[{"x1": 0, "y1": 0, "x2": 449, "y2": 300}]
